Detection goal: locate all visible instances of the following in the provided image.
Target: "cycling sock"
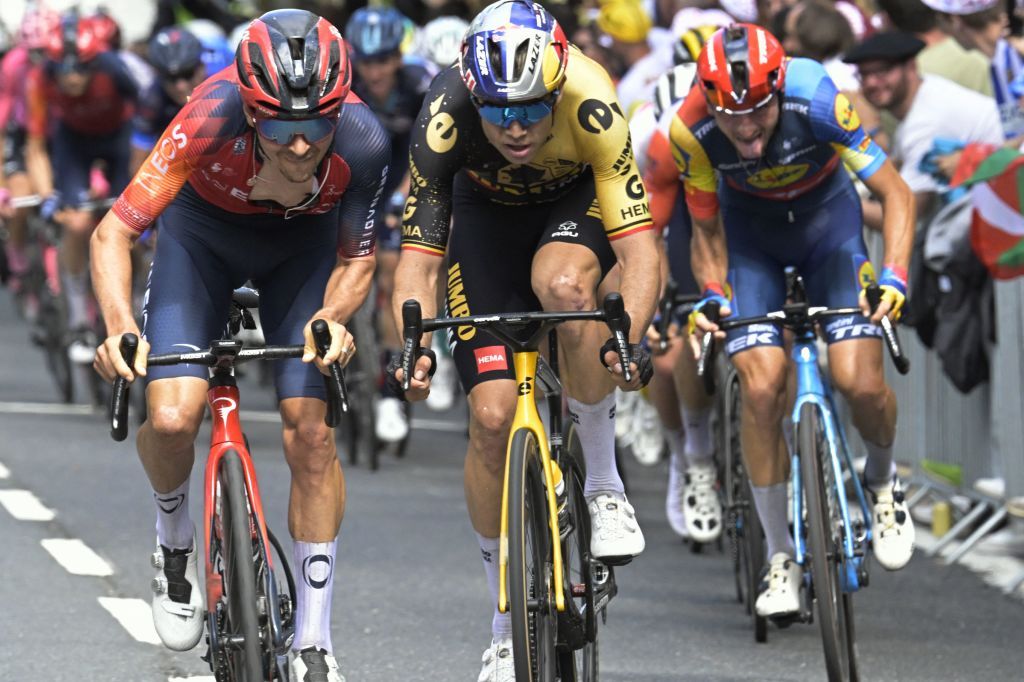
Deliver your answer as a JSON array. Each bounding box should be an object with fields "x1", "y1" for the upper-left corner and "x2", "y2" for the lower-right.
[
  {"x1": 292, "y1": 540, "x2": 337, "y2": 654},
  {"x1": 62, "y1": 270, "x2": 89, "y2": 329},
  {"x1": 154, "y1": 477, "x2": 194, "y2": 551},
  {"x1": 863, "y1": 440, "x2": 896, "y2": 487},
  {"x1": 751, "y1": 482, "x2": 795, "y2": 559},
  {"x1": 476, "y1": 532, "x2": 511, "y2": 639},
  {"x1": 681, "y1": 406, "x2": 714, "y2": 467},
  {"x1": 569, "y1": 393, "x2": 624, "y2": 498},
  {"x1": 665, "y1": 426, "x2": 687, "y2": 473}
]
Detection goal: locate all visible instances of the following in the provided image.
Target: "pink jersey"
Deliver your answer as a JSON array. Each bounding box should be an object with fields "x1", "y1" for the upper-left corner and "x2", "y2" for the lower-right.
[{"x1": 0, "y1": 46, "x2": 32, "y2": 130}]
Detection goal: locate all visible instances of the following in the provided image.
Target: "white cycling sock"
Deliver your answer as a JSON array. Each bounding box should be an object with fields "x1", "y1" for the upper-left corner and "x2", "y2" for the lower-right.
[
  {"x1": 863, "y1": 440, "x2": 896, "y2": 488},
  {"x1": 292, "y1": 540, "x2": 337, "y2": 654},
  {"x1": 154, "y1": 477, "x2": 193, "y2": 551},
  {"x1": 681, "y1": 406, "x2": 714, "y2": 467},
  {"x1": 665, "y1": 426, "x2": 687, "y2": 474},
  {"x1": 751, "y1": 482, "x2": 795, "y2": 560},
  {"x1": 568, "y1": 393, "x2": 624, "y2": 498},
  {"x1": 62, "y1": 270, "x2": 89, "y2": 330},
  {"x1": 477, "y1": 533, "x2": 511, "y2": 639}
]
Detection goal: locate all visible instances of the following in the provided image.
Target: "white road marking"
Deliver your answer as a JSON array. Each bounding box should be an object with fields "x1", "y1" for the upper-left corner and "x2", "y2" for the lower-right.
[
  {"x1": 0, "y1": 401, "x2": 96, "y2": 416},
  {"x1": 0, "y1": 489, "x2": 56, "y2": 521},
  {"x1": 0, "y1": 461, "x2": 9, "y2": 478},
  {"x1": 41, "y1": 538, "x2": 114, "y2": 576},
  {"x1": 98, "y1": 597, "x2": 161, "y2": 645}
]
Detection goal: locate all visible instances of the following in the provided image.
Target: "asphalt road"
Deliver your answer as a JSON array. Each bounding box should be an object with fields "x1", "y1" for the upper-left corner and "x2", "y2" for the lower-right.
[{"x1": 0, "y1": 292, "x2": 1021, "y2": 682}]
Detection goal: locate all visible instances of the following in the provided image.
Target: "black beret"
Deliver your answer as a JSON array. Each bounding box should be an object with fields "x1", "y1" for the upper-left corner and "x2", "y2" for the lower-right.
[{"x1": 842, "y1": 31, "x2": 926, "y2": 64}]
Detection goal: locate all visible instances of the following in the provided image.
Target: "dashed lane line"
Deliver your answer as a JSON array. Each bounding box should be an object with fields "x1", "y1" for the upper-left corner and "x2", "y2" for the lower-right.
[
  {"x1": 41, "y1": 538, "x2": 114, "y2": 576},
  {"x1": 0, "y1": 489, "x2": 56, "y2": 521},
  {"x1": 98, "y1": 597, "x2": 162, "y2": 645}
]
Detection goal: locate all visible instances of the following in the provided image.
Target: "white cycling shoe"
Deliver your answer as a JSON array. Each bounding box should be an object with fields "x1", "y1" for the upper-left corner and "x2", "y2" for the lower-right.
[
  {"x1": 290, "y1": 647, "x2": 345, "y2": 682},
  {"x1": 588, "y1": 492, "x2": 645, "y2": 564},
  {"x1": 755, "y1": 552, "x2": 802, "y2": 619},
  {"x1": 151, "y1": 534, "x2": 204, "y2": 651},
  {"x1": 869, "y1": 475, "x2": 915, "y2": 571},
  {"x1": 630, "y1": 398, "x2": 665, "y2": 466},
  {"x1": 424, "y1": 347, "x2": 458, "y2": 412},
  {"x1": 478, "y1": 637, "x2": 515, "y2": 682},
  {"x1": 374, "y1": 396, "x2": 409, "y2": 443},
  {"x1": 683, "y1": 463, "x2": 723, "y2": 542},
  {"x1": 665, "y1": 461, "x2": 689, "y2": 538}
]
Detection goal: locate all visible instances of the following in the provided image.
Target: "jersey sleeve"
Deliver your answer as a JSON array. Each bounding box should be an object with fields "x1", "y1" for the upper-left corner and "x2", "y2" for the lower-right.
[
  {"x1": 667, "y1": 93, "x2": 719, "y2": 221},
  {"x1": 332, "y1": 99, "x2": 392, "y2": 259},
  {"x1": 401, "y1": 67, "x2": 468, "y2": 257},
  {"x1": 112, "y1": 75, "x2": 244, "y2": 232},
  {"x1": 805, "y1": 62, "x2": 886, "y2": 182},
  {"x1": 572, "y1": 61, "x2": 653, "y2": 241}
]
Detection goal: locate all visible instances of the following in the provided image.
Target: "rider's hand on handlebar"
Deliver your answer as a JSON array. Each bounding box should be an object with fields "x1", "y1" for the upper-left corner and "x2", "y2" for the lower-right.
[
  {"x1": 0, "y1": 188, "x2": 13, "y2": 219},
  {"x1": 601, "y1": 342, "x2": 654, "y2": 391},
  {"x1": 860, "y1": 266, "x2": 907, "y2": 324},
  {"x1": 645, "y1": 318, "x2": 681, "y2": 356},
  {"x1": 95, "y1": 332, "x2": 150, "y2": 383},
  {"x1": 302, "y1": 317, "x2": 354, "y2": 374},
  {"x1": 388, "y1": 351, "x2": 436, "y2": 402},
  {"x1": 687, "y1": 285, "x2": 731, "y2": 360}
]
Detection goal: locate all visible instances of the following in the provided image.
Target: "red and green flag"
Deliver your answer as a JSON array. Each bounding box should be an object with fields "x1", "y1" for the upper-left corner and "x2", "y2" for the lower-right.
[{"x1": 952, "y1": 144, "x2": 1024, "y2": 280}]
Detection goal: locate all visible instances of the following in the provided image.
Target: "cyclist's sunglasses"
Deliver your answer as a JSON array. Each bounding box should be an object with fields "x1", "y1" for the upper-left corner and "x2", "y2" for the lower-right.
[
  {"x1": 253, "y1": 114, "x2": 339, "y2": 145},
  {"x1": 161, "y1": 66, "x2": 201, "y2": 83},
  {"x1": 473, "y1": 92, "x2": 558, "y2": 129}
]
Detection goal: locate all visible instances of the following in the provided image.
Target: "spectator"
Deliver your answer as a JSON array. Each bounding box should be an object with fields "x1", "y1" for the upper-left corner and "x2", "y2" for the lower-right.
[
  {"x1": 596, "y1": 0, "x2": 670, "y2": 116},
  {"x1": 922, "y1": 0, "x2": 1024, "y2": 140},
  {"x1": 786, "y1": 0, "x2": 858, "y2": 90},
  {"x1": 878, "y1": 0, "x2": 994, "y2": 96},
  {"x1": 844, "y1": 31, "x2": 1002, "y2": 225}
]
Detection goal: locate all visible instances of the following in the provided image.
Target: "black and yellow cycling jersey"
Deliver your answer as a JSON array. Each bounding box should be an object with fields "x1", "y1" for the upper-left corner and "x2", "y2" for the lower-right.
[{"x1": 401, "y1": 47, "x2": 653, "y2": 257}]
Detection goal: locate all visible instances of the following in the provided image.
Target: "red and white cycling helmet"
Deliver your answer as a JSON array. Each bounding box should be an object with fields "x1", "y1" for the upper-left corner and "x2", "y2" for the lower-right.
[
  {"x1": 697, "y1": 24, "x2": 786, "y2": 115},
  {"x1": 46, "y1": 13, "x2": 103, "y2": 66},
  {"x1": 235, "y1": 9, "x2": 351, "y2": 119},
  {"x1": 20, "y1": 6, "x2": 61, "y2": 52}
]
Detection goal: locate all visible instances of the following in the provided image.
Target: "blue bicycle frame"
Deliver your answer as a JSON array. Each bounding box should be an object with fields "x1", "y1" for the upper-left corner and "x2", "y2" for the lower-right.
[{"x1": 789, "y1": 328, "x2": 873, "y2": 594}]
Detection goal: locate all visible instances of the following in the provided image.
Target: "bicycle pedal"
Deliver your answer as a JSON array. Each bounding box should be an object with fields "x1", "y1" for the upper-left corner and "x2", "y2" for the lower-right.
[{"x1": 769, "y1": 612, "x2": 803, "y2": 629}]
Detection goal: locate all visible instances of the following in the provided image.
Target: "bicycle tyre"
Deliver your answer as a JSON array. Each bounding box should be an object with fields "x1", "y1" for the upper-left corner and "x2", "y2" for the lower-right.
[
  {"x1": 37, "y1": 295, "x2": 73, "y2": 403},
  {"x1": 220, "y1": 450, "x2": 264, "y2": 682},
  {"x1": 508, "y1": 428, "x2": 557, "y2": 682},
  {"x1": 799, "y1": 403, "x2": 854, "y2": 681},
  {"x1": 560, "y1": 424, "x2": 598, "y2": 680}
]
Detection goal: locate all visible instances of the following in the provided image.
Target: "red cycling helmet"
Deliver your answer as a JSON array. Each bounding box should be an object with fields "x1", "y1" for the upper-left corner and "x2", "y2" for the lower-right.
[
  {"x1": 235, "y1": 9, "x2": 351, "y2": 120},
  {"x1": 19, "y1": 7, "x2": 61, "y2": 52},
  {"x1": 46, "y1": 13, "x2": 103, "y2": 66},
  {"x1": 86, "y1": 10, "x2": 122, "y2": 51},
  {"x1": 697, "y1": 24, "x2": 786, "y2": 115}
]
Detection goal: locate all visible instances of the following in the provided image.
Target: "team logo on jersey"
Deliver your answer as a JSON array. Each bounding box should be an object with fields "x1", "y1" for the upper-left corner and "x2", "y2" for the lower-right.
[
  {"x1": 745, "y1": 164, "x2": 809, "y2": 189},
  {"x1": 854, "y1": 255, "x2": 875, "y2": 290},
  {"x1": 834, "y1": 93, "x2": 861, "y2": 132},
  {"x1": 427, "y1": 95, "x2": 458, "y2": 153}
]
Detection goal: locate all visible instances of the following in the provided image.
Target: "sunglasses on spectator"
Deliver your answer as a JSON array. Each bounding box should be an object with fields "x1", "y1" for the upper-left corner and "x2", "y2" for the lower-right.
[
  {"x1": 473, "y1": 92, "x2": 559, "y2": 129},
  {"x1": 253, "y1": 113, "x2": 340, "y2": 145}
]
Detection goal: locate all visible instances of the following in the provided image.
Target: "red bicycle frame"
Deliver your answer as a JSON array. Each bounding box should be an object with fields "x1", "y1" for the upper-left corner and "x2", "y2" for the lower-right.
[{"x1": 202, "y1": 383, "x2": 275, "y2": 614}]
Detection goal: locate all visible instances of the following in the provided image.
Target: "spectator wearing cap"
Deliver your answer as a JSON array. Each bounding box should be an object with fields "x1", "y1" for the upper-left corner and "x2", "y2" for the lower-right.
[
  {"x1": 923, "y1": 0, "x2": 1024, "y2": 141},
  {"x1": 597, "y1": 0, "x2": 671, "y2": 117},
  {"x1": 878, "y1": 0, "x2": 994, "y2": 97},
  {"x1": 845, "y1": 31, "x2": 1003, "y2": 227}
]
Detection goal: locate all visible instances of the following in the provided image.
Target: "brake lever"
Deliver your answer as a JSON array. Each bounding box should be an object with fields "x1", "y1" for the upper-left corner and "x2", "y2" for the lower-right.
[
  {"x1": 110, "y1": 333, "x2": 139, "y2": 442},
  {"x1": 697, "y1": 301, "x2": 720, "y2": 396},
  {"x1": 865, "y1": 285, "x2": 910, "y2": 375},
  {"x1": 401, "y1": 299, "x2": 423, "y2": 392},
  {"x1": 603, "y1": 293, "x2": 632, "y2": 383},
  {"x1": 312, "y1": 319, "x2": 349, "y2": 428}
]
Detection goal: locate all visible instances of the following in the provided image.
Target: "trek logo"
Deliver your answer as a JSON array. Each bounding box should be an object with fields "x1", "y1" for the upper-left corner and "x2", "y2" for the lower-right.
[
  {"x1": 211, "y1": 396, "x2": 237, "y2": 429},
  {"x1": 301, "y1": 554, "x2": 333, "y2": 589},
  {"x1": 824, "y1": 317, "x2": 882, "y2": 341},
  {"x1": 725, "y1": 323, "x2": 779, "y2": 354},
  {"x1": 475, "y1": 346, "x2": 508, "y2": 373}
]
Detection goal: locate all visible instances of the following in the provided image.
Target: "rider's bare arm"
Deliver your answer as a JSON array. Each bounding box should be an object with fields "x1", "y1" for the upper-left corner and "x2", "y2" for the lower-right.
[{"x1": 862, "y1": 160, "x2": 915, "y2": 277}]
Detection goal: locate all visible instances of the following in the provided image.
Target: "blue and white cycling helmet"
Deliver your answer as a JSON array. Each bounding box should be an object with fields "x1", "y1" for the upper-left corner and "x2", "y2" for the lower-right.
[
  {"x1": 183, "y1": 18, "x2": 233, "y2": 75},
  {"x1": 420, "y1": 16, "x2": 469, "y2": 69},
  {"x1": 346, "y1": 7, "x2": 407, "y2": 59},
  {"x1": 458, "y1": 0, "x2": 569, "y2": 104}
]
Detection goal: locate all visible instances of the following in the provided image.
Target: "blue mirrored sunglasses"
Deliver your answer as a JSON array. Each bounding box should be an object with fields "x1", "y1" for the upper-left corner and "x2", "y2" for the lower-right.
[
  {"x1": 254, "y1": 114, "x2": 338, "y2": 145},
  {"x1": 475, "y1": 95, "x2": 557, "y2": 129}
]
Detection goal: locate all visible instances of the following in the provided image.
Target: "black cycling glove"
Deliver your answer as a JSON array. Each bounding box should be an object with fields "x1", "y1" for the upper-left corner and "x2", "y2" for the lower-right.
[
  {"x1": 385, "y1": 347, "x2": 437, "y2": 399},
  {"x1": 598, "y1": 338, "x2": 654, "y2": 388}
]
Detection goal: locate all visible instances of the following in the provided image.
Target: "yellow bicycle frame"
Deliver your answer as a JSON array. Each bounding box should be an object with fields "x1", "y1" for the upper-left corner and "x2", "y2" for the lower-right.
[{"x1": 497, "y1": 350, "x2": 566, "y2": 614}]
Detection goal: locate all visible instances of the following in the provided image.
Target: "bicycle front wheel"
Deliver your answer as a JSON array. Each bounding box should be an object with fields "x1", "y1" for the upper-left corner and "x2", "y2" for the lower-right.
[
  {"x1": 799, "y1": 403, "x2": 856, "y2": 681},
  {"x1": 508, "y1": 428, "x2": 557, "y2": 682},
  {"x1": 220, "y1": 450, "x2": 264, "y2": 682}
]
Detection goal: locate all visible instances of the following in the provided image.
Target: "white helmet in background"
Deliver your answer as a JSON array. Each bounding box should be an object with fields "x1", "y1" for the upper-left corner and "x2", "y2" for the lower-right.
[
  {"x1": 653, "y1": 62, "x2": 697, "y2": 119},
  {"x1": 419, "y1": 15, "x2": 468, "y2": 69}
]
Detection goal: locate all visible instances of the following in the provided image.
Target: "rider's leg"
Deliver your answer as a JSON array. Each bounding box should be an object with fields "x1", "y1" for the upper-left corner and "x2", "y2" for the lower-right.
[
  {"x1": 59, "y1": 209, "x2": 95, "y2": 330},
  {"x1": 3, "y1": 172, "x2": 33, "y2": 282},
  {"x1": 829, "y1": 338, "x2": 896, "y2": 481}
]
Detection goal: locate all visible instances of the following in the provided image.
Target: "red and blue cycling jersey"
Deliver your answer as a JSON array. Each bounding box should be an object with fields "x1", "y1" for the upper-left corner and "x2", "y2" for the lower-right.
[
  {"x1": 664, "y1": 57, "x2": 887, "y2": 220},
  {"x1": 25, "y1": 51, "x2": 137, "y2": 138},
  {"x1": 112, "y1": 67, "x2": 391, "y2": 259}
]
